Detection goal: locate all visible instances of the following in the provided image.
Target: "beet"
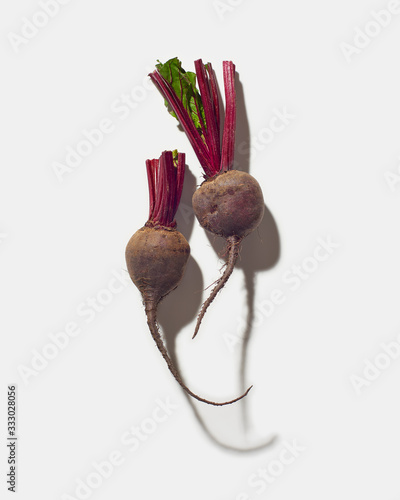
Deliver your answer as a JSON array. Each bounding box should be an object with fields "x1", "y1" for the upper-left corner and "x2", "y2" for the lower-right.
[
  {"x1": 126, "y1": 226, "x2": 189, "y2": 303},
  {"x1": 191, "y1": 170, "x2": 264, "y2": 336},
  {"x1": 126, "y1": 151, "x2": 251, "y2": 405},
  {"x1": 192, "y1": 170, "x2": 264, "y2": 239},
  {"x1": 150, "y1": 58, "x2": 265, "y2": 337}
]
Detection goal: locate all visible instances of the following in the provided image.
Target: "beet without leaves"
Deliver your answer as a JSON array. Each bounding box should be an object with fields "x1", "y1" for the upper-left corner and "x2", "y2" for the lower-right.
[
  {"x1": 192, "y1": 170, "x2": 264, "y2": 332},
  {"x1": 126, "y1": 150, "x2": 251, "y2": 405}
]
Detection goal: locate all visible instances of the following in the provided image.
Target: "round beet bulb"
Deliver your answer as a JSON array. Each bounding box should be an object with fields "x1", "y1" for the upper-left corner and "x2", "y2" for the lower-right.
[
  {"x1": 126, "y1": 225, "x2": 190, "y2": 304},
  {"x1": 192, "y1": 170, "x2": 264, "y2": 239}
]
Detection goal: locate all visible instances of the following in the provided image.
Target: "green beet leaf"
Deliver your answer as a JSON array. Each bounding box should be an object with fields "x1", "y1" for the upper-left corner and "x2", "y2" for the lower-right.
[{"x1": 156, "y1": 58, "x2": 206, "y2": 139}]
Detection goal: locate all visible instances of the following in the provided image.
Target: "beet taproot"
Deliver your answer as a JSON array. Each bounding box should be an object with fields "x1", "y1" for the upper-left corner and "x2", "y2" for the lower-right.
[{"x1": 191, "y1": 170, "x2": 264, "y2": 336}]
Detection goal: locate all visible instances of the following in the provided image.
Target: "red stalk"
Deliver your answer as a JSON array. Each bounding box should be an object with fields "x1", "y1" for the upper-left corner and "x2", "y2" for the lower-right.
[
  {"x1": 150, "y1": 59, "x2": 237, "y2": 178},
  {"x1": 194, "y1": 59, "x2": 221, "y2": 176},
  {"x1": 146, "y1": 159, "x2": 157, "y2": 221},
  {"x1": 146, "y1": 151, "x2": 185, "y2": 227},
  {"x1": 206, "y1": 62, "x2": 220, "y2": 134},
  {"x1": 149, "y1": 71, "x2": 212, "y2": 175},
  {"x1": 221, "y1": 61, "x2": 236, "y2": 172}
]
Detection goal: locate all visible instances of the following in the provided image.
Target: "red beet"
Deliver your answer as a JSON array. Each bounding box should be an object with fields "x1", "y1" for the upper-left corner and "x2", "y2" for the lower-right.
[
  {"x1": 126, "y1": 151, "x2": 252, "y2": 405},
  {"x1": 192, "y1": 170, "x2": 264, "y2": 335},
  {"x1": 150, "y1": 59, "x2": 265, "y2": 337}
]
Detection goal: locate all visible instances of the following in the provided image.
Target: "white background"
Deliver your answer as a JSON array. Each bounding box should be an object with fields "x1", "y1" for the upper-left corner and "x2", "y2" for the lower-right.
[{"x1": 1, "y1": 0, "x2": 400, "y2": 499}]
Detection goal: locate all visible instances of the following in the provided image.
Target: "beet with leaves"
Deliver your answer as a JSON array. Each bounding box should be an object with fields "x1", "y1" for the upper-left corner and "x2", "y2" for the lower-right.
[{"x1": 150, "y1": 58, "x2": 264, "y2": 338}]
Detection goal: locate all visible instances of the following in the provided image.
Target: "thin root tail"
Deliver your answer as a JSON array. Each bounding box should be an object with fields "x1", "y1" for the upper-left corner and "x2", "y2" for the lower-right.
[
  {"x1": 146, "y1": 304, "x2": 251, "y2": 406},
  {"x1": 193, "y1": 235, "x2": 241, "y2": 340}
]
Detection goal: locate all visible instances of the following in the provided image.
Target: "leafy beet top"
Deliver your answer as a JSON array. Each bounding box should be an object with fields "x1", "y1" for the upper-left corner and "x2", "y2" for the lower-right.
[{"x1": 150, "y1": 58, "x2": 236, "y2": 179}]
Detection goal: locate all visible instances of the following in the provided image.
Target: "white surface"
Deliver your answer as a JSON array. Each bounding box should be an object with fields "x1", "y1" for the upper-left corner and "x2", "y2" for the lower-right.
[{"x1": 1, "y1": 0, "x2": 400, "y2": 499}]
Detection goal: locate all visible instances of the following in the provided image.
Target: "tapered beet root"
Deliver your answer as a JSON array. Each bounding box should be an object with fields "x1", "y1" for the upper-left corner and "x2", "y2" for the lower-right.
[{"x1": 191, "y1": 170, "x2": 264, "y2": 337}]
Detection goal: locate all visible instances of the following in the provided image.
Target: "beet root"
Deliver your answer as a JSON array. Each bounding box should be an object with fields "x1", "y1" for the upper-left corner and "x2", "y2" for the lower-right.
[
  {"x1": 192, "y1": 170, "x2": 264, "y2": 239},
  {"x1": 126, "y1": 225, "x2": 252, "y2": 406},
  {"x1": 192, "y1": 170, "x2": 264, "y2": 337},
  {"x1": 126, "y1": 225, "x2": 190, "y2": 301}
]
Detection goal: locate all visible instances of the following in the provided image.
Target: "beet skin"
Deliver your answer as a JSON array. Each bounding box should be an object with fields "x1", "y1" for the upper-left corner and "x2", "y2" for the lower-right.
[
  {"x1": 125, "y1": 225, "x2": 190, "y2": 305},
  {"x1": 192, "y1": 170, "x2": 264, "y2": 239}
]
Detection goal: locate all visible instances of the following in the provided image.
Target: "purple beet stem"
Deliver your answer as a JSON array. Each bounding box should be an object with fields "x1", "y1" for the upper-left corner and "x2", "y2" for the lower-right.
[
  {"x1": 149, "y1": 59, "x2": 236, "y2": 179},
  {"x1": 146, "y1": 151, "x2": 185, "y2": 227},
  {"x1": 221, "y1": 61, "x2": 236, "y2": 172}
]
